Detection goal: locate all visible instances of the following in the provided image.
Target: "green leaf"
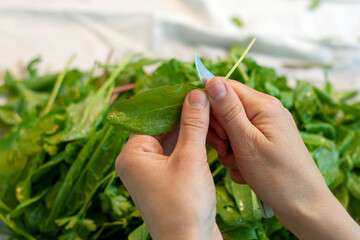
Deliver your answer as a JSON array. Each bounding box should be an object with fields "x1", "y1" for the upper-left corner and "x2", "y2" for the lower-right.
[
  {"x1": 40, "y1": 55, "x2": 75, "y2": 117},
  {"x1": 333, "y1": 184, "x2": 349, "y2": 209},
  {"x1": 22, "y1": 73, "x2": 59, "y2": 91},
  {"x1": 339, "y1": 131, "x2": 360, "y2": 168},
  {"x1": 9, "y1": 189, "x2": 50, "y2": 218},
  {"x1": 107, "y1": 83, "x2": 197, "y2": 135},
  {"x1": 347, "y1": 171, "x2": 360, "y2": 200},
  {"x1": 0, "y1": 106, "x2": 21, "y2": 125},
  {"x1": 64, "y1": 126, "x2": 129, "y2": 216},
  {"x1": 256, "y1": 222, "x2": 269, "y2": 240},
  {"x1": 17, "y1": 112, "x2": 65, "y2": 156},
  {"x1": 216, "y1": 185, "x2": 254, "y2": 228},
  {"x1": 128, "y1": 223, "x2": 149, "y2": 240},
  {"x1": 314, "y1": 87, "x2": 338, "y2": 107},
  {"x1": 294, "y1": 81, "x2": 320, "y2": 124},
  {"x1": 60, "y1": 92, "x2": 107, "y2": 141},
  {"x1": 100, "y1": 182, "x2": 134, "y2": 221},
  {"x1": 230, "y1": 182, "x2": 262, "y2": 221},
  {"x1": 10, "y1": 82, "x2": 49, "y2": 117},
  {"x1": 2, "y1": 216, "x2": 37, "y2": 240},
  {"x1": 31, "y1": 151, "x2": 66, "y2": 183},
  {"x1": 300, "y1": 132, "x2": 332, "y2": 148},
  {"x1": 263, "y1": 217, "x2": 284, "y2": 236},
  {"x1": 0, "y1": 199, "x2": 11, "y2": 214},
  {"x1": 61, "y1": 56, "x2": 133, "y2": 141},
  {"x1": 46, "y1": 128, "x2": 106, "y2": 225},
  {"x1": 221, "y1": 226, "x2": 257, "y2": 240},
  {"x1": 304, "y1": 122, "x2": 335, "y2": 138},
  {"x1": 335, "y1": 90, "x2": 358, "y2": 102},
  {"x1": 348, "y1": 194, "x2": 360, "y2": 222},
  {"x1": 312, "y1": 144, "x2": 340, "y2": 188},
  {"x1": 0, "y1": 130, "x2": 30, "y2": 208}
]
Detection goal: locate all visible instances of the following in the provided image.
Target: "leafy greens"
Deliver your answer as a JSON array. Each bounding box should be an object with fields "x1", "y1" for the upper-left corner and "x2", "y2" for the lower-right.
[{"x1": 0, "y1": 46, "x2": 359, "y2": 239}]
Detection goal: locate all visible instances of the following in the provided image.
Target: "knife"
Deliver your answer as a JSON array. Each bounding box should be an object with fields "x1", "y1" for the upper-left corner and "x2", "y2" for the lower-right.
[{"x1": 194, "y1": 53, "x2": 274, "y2": 218}]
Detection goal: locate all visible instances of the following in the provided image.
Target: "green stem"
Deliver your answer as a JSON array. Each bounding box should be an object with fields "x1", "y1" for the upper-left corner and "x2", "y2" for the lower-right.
[
  {"x1": 212, "y1": 165, "x2": 225, "y2": 178},
  {"x1": 207, "y1": 148, "x2": 219, "y2": 166},
  {"x1": 79, "y1": 55, "x2": 136, "y2": 126},
  {"x1": 225, "y1": 38, "x2": 256, "y2": 80},
  {"x1": 78, "y1": 171, "x2": 116, "y2": 218},
  {"x1": 40, "y1": 54, "x2": 76, "y2": 117},
  {"x1": 230, "y1": 53, "x2": 249, "y2": 83}
]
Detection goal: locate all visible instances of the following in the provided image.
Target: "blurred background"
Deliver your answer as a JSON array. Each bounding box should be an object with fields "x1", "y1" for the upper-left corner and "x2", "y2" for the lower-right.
[{"x1": 1, "y1": 0, "x2": 360, "y2": 97}]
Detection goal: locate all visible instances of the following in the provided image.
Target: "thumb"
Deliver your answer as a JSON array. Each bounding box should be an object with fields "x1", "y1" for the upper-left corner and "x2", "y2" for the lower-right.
[
  {"x1": 175, "y1": 89, "x2": 210, "y2": 154},
  {"x1": 205, "y1": 77, "x2": 257, "y2": 146}
]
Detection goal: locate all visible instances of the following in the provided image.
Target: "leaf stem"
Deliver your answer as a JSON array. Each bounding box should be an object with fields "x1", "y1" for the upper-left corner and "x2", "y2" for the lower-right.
[
  {"x1": 79, "y1": 55, "x2": 137, "y2": 126},
  {"x1": 78, "y1": 171, "x2": 117, "y2": 218},
  {"x1": 230, "y1": 53, "x2": 249, "y2": 83},
  {"x1": 40, "y1": 54, "x2": 76, "y2": 117},
  {"x1": 113, "y1": 83, "x2": 136, "y2": 93},
  {"x1": 212, "y1": 165, "x2": 225, "y2": 178},
  {"x1": 225, "y1": 37, "x2": 256, "y2": 80}
]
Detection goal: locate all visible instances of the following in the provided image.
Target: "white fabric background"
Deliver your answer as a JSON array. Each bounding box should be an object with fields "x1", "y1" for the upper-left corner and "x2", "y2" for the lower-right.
[{"x1": 1, "y1": 0, "x2": 360, "y2": 94}]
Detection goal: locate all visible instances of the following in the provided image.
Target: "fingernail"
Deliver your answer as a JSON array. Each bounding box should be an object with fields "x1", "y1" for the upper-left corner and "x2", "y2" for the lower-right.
[
  {"x1": 206, "y1": 80, "x2": 226, "y2": 100},
  {"x1": 189, "y1": 90, "x2": 207, "y2": 108}
]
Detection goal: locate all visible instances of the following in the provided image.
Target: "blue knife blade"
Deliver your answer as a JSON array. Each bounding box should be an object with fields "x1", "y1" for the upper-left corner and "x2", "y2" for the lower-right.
[{"x1": 194, "y1": 53, "x2": 215, "y2": 86}]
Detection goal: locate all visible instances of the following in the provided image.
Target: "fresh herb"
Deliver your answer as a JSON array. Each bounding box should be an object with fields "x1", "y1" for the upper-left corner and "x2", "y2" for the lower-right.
[
  {"x1": 107, "y1": 38, "x2": 256, "y2": 135},
  {"x1": 0, "y1": 46, "x2": 359, "y2": 239},
  {"x1": 107, "y1": 83, "x2": 197, "y2": 135}
]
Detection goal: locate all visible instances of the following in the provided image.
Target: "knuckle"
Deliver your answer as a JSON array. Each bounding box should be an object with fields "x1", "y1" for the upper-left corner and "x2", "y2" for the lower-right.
[
  {"x1": 262, "y1": 97, "x2": 284, "y2": 115},
  {"x1": 115, "y1": 154, "x2": 126, "y2": 174},
  {"x1": 115, "y1": 152, "x2": 135, "y2": 177},
  {"x1": 221, "y1": 102, "x2": 242, "y2": 123},
  {"x1": 182, "y1": 115, "x2": 207, "y2": 130},
  {"x1": 268, "y1": 96, "x2": 283, "y2": 107}
]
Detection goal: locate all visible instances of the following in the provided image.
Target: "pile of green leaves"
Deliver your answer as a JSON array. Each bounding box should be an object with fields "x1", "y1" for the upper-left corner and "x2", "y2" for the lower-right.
[{"x1": 0, "y1": 46, "x2": 359, "y2": 239}]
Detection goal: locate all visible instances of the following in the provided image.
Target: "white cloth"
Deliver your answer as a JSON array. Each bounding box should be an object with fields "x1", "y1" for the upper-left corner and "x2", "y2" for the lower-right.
[{"x1": 1, "y1": 0, "x2": 360, "y2": 97}]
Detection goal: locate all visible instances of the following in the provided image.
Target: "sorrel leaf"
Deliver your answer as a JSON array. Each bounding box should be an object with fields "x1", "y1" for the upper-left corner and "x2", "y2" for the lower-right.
[{"x1": 107, "y1": 83, "x2": 197, "y2": 135}]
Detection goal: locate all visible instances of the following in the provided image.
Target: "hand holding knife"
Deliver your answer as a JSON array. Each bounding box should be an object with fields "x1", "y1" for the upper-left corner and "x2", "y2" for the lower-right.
[{"x1": 194, "y1": 40, "x2": 274, "y2": 218}]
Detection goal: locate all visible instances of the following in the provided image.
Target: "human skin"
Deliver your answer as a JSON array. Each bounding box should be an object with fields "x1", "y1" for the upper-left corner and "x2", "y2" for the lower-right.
[
  {"x1": 115, "y1": 78, "x2": 360, "y2": 239},
  {"x1": 116, "y1": 89, "x2": 222, "y2": 240},
  {"x1": 205, "y1": 77, "x2": 360, "y2": 240}
]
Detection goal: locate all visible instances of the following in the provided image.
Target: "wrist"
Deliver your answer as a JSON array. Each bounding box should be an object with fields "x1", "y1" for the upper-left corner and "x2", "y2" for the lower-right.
[
  {"x1": 157, "y1": 224, "x2": 222, "y2": 240},
  {"x1": 276, "y1": 188, "x2": 360, "y2": 239}
]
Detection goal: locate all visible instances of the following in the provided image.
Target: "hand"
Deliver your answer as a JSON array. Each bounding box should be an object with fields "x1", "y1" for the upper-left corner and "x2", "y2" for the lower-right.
[
  {"x1": 204, "y1": 77, "x2": 360, "y2": 240},
  {"x1": 115, "y1": 89, "x2": 222, "y2": 240}
]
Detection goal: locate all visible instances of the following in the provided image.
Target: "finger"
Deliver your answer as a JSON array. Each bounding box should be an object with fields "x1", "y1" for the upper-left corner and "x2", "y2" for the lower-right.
[
  {"x1": 227, "y1": 80, "x2": 279, "y2": 121},
  {"x1": 206, "y1": 127, "x2": 228, "y2": 157},
  {"x1": 115, "y1": 134, "x2": 167, "y2": 181},
  {"x1": 230, "y1": 168, "x2": 247, "y2": 184},
  {"x1": 210, "y1": 113, "x2": 228, "y2": 140},
  {"x1": 205, "y1": 77, "x2": 264, "y2": 146},
  {"x1": 155, "y1": 129, "x2": 179, "y2": 156},
  {"x1": 218, "y1": 152, "x2": 236, "y2": 168},
  {"x1": 125, "y1": 134, "x2": 164, "y2": 155},
  {"x1": 228, "y1": 79, "x2": 289, "y2": 139},
  {"x1": 174, "y1": 89, "x2": 210, "y2": 160}
]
